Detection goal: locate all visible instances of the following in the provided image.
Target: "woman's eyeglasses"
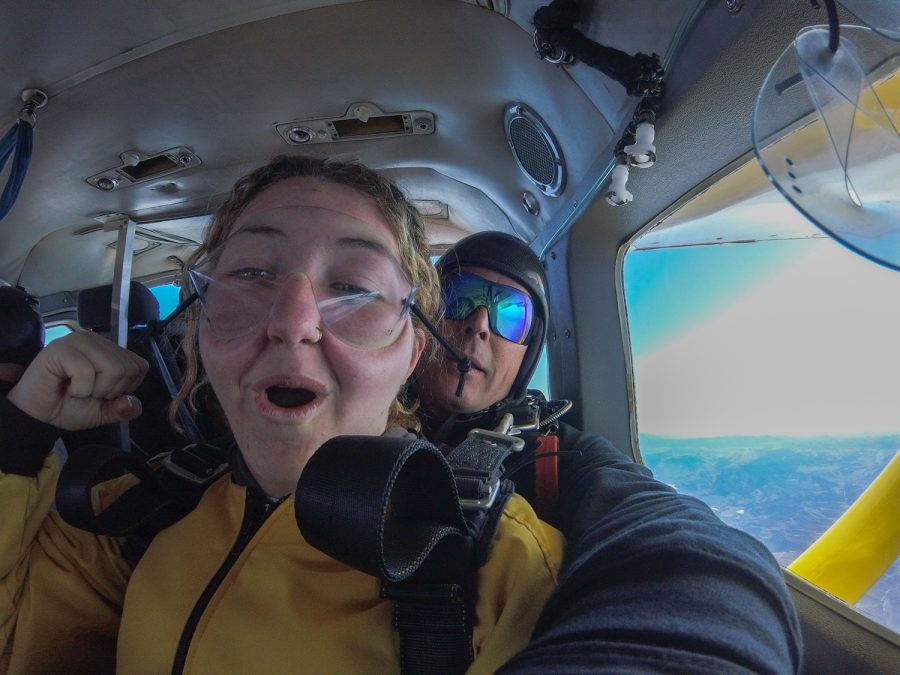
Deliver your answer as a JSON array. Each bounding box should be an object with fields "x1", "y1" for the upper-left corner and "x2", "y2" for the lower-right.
[{"x1": 188, "y1": 236, "x2": 417, "y2": 351}]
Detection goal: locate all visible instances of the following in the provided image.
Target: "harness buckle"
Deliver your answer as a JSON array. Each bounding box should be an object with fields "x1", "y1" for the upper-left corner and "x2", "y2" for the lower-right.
[
  {"x1": 456, "y1": 428, "x2": 524, "y2": 511},
  {"x1": 162, "y1": 443, "x2": 229, "y2": 486},
  {"x1": 465, "y1": 428, "x2": 525, "y2": 453},
  {"x1": 457, "y1": 474, "x2": 502, "y2": 511},
  {"x1": 508, "y1": 405, "x2": 541, "y2": 435}
]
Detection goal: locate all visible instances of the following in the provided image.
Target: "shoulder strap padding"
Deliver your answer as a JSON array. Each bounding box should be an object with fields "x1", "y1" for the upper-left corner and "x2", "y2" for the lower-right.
[{"x1": 295, "y1": 435, "x2": 471, "y2": 582}]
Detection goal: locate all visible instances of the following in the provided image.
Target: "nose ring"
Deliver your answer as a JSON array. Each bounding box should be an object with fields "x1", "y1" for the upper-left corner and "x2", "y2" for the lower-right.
[{"x1": 313, "y1": 326, "x2": 323, "y2": 343}]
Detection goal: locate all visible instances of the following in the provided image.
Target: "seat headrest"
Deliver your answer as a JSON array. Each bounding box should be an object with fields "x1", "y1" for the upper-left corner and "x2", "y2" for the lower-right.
[
  {"x1": 78, "y1": 282, "x2": 159, "y2": 332},
  {"x1": 0, "y1": 285, "x2": 44, "y2": 366}
]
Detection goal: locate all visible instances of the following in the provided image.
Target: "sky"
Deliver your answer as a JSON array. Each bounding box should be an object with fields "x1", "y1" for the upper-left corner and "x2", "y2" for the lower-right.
[
  {"x1": 152, "y1": 283, "x2": 181, "y2": 319},
  {"x1": 625, "y1": 237, "x2": 900, "y2": 438}
]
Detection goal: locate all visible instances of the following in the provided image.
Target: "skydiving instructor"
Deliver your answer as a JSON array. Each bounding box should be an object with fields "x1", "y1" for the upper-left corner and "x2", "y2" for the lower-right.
[{"x1": 414, "y1": 231, "x2": 803, "y2": 673}]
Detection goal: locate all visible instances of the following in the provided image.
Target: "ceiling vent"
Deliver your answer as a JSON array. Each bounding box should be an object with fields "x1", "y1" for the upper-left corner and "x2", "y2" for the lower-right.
[
  {"x1": 86, "y1": 148, "x2": 201, "y2": 192},
  {"x1": 73, "y1": 222, "x2": 200, "y2": 258},
  {"x1": 504, "y1": 103, "x2": 565, "y2": 197},
  {"x1": 411, "y1": 199, "x2": 449, "y2": 219},
  {"x1": 277, "y1": 102, "x2": 435, "y2": 145}
]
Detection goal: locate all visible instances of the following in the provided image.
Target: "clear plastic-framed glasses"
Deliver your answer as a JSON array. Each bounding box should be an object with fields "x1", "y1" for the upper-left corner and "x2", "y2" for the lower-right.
[{"x1": 187, "y1": 228, "x2": 418, "y2": 351}]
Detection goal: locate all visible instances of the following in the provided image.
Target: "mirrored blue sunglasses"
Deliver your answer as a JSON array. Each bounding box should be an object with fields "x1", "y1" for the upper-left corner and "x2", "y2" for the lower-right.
[{"x1": 442, "y1": 271, "x2": 534, "y2": 345}]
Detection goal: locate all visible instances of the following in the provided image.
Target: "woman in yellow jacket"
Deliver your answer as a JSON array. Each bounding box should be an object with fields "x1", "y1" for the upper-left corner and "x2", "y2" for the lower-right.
[{"x1": 0, "y1": 155, "x2": 564, "y2": 674}]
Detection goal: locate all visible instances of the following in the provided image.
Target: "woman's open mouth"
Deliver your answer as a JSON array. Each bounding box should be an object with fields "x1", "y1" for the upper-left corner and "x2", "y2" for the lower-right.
[{"x1": 265, "y1": 386, "x2": 316, "y2": 409}]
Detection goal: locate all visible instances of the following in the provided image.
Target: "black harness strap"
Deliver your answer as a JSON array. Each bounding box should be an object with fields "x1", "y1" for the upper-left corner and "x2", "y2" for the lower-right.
[
  {"x1": 55, "y1": 441, "x2": 229, "y2": 562},
  {"x1": 386, "y1": 432, "x2": 521, "y2": 674},
  {"x1": 383, "y1": 580, "x2": 475, "y2": 675},
  {"x1": 295, "y1": 432, "x2": 522, "y2": 675},
  {"x1": 381, "y1": 478, "x2": 517, "y2": 675},
  {"x1": 445, "y1": 430, "x2": 523, "y2": 566}
]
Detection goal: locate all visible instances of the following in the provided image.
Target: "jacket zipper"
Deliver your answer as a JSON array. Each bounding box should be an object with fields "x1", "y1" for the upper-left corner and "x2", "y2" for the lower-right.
[{"x1": 171, "y1": 488, "x2": 279, "y2": 674}]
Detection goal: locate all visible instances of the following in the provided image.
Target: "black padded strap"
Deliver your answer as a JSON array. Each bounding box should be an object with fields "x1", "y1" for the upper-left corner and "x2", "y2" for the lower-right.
[
  {"x1": 295, "y1": 435, "x2": 470, "y2": 581},
  {"x1": 296, "y1": 433, "x2": 518, "y2": 674}
]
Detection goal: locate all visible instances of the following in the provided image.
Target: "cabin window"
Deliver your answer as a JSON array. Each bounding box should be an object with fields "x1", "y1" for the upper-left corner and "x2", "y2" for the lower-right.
[
  {"x1": 528, "y1": 346, "x2": 549, "y2": 398},
  {"x1": 44, "y1": 324, "x2": 72, "y2": 344},
  {"x1": 622, "y1": 160, "x2": 900, "y2": 634},
  {"x1": 149, "y1": 283, "x2": 181, "y2": 319}
]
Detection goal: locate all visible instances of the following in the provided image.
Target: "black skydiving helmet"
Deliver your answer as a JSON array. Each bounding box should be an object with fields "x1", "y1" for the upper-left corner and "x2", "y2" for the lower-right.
[
  {"x1": 436, "y1": 231, "x2": 549, "y2": 402},
  {"x1": 0, "y1": 285, "x2": 44, "y2": 368}
]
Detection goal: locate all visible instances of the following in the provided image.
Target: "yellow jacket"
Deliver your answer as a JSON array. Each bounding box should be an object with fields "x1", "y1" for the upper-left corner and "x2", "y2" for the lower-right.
[{"x1": 1, "y1": 451, "x2": 564, "y2": 674}]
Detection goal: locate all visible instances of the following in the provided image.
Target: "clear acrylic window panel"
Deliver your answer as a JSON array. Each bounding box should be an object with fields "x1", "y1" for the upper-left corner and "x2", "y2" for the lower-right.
[
  {"x1": 44, "y1": 324, "x2": 72, "y2": 345},
  {"x1": 622, "y1": 160, "x2": 900, "y2": 634}
]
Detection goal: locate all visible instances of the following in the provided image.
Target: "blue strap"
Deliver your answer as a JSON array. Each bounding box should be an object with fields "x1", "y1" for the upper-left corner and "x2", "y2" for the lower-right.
[
  {"x1": 0, "y1": 124, "x2": 17, "y2": 165},
  {"x1": 0, "y1": 120, "x2": 34, "y2": 221}
]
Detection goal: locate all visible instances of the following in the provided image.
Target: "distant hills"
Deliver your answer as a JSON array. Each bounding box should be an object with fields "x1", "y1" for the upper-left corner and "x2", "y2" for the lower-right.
[{"x1": 639, "y1": 433, "x2": 900, "y2": 634}]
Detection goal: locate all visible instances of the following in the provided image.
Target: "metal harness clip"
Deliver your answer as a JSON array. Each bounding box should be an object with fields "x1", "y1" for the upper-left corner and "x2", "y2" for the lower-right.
[{"x1": 456, "y1": 426, "x2": 525, "y2": 511}]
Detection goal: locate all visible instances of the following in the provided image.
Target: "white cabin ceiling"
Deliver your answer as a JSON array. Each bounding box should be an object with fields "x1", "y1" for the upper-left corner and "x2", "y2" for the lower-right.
[{"x1": 2, "y1": 0, "x2": 697, "y2": 294}]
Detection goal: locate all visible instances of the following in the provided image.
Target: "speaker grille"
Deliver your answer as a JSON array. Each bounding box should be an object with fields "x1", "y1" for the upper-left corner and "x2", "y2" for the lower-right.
[
  {"x1": 504, "y1": 103, "x2": 565, "y2": 197},
  {"x1": 509, "y1": 118, "x2": 556, "y2": 186}
]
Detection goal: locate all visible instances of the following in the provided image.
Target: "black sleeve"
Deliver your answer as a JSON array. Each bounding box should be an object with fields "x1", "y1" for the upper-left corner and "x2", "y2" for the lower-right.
[
  {"x1": 0, "y1": 381, "x2": 61, "y2": 476},
  {"x1": 499, "y1": 424, "x2": 803, "y2": 674}
]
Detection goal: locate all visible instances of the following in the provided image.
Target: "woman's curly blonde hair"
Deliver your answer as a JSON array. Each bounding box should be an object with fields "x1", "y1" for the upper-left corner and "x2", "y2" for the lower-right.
[{"x1": 171, "y1": 155, "x2": 439, "y2": 434}]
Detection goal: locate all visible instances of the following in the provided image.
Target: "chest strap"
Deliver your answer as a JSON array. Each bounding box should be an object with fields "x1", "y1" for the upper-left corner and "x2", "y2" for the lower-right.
[
  {"x1": 295, "y1": 430, "x2": 522, "y2": 675},
  {"x1": 55, "y1": 441, "x2": 229, "y2": 561}
]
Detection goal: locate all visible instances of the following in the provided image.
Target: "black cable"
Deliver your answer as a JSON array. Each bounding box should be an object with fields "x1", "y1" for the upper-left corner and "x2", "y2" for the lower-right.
[
  {"x1": 409, "y1": 304, "x2": 472, "y2": 397},
  {"x1": 811, "y1": 0, "x2": 840, "y2": 54},
  {"x1": 134, "y1": 292, "x2": 199, "y2": 346},
  {"x1": 155, "y1": 292, "x2": 199, "y2": 332},
  {"x1": 823, "y1": 0, "x2": 840, "y2": 54}
]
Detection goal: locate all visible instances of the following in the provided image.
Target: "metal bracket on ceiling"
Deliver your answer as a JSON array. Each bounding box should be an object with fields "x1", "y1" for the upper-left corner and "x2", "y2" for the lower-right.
[
  {"x1": 533, "y1": 30, "x2": 574, "y2": 65},
  {"x1": 86, "y1": 147, "x2": 201, "y2": 192},
  {"x1": 473, "y1": 1, "x2": 510, "y2": 17},
  {"x1": 19, "y1": 89, "x2": 48, "y2": 126}
]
